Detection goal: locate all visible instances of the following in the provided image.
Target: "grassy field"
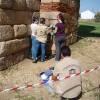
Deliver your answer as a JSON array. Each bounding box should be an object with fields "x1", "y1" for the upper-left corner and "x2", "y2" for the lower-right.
[{"x1": 78, "y1": 22, "x2": 100, "y2": 37}]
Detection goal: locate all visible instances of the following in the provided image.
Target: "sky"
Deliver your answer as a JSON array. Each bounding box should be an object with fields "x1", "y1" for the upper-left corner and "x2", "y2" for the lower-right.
[{"x1": 80, "y1": 0, "x2": 100, "y2": 14}]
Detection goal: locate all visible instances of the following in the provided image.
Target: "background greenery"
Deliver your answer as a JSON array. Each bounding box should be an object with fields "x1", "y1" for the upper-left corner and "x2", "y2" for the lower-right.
[{"x1": 78, "y1": 22, "x2": 100, "y2": 37}]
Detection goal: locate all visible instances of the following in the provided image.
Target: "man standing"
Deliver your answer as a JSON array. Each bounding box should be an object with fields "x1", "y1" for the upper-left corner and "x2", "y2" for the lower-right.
[{"x1": 50, "y1": 46, "x2": 82, "y2": 100}]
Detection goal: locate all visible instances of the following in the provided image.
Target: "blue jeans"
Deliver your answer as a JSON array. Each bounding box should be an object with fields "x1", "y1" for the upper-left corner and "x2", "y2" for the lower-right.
[
  {"x1": 34, "y1": 40, "x2": 46, "y2": 61},
  {"x1": 31, "y1": 35, "x2": 36, "y2": 59}
]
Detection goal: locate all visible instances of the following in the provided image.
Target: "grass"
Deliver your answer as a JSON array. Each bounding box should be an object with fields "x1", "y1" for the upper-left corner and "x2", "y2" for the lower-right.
[{"x1": 78, "y1": 22, "x2": 100, "y2": 37}]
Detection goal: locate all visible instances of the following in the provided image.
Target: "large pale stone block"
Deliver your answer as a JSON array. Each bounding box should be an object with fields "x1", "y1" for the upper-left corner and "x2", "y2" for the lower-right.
[
  {"x1": 40, "y1": 12, "x2": 60, "y2": 19},
  {"x1": 0, "y1": 0, "x2": 12, "y2": 9},
  {"x1": 53, "y1": 0, "x2": 68, "y2": 4},
  {"x1": 0, "y1": 9, "x2": 32, "y2": 25},
  {"x1": 26, "y1": 0, "x2": 40, "y2": 11},
  {"x1": 41, "y1": 0, "x2": 68, "y2": 5},
  {"x1": 50, "y1": 20, "x2": 58, "y2": 26},
  {"x1": 0, "y1": 38, "x2": 30, "y2": 57},
  {"x1": 0, "y1": 55, "x2": 13, "y2": 71},
  {"x1": 40, "y1": 12, "x2": 69, "y2": 22},
  {"x1": 0, "y1": 25, "x2": 14, "y2": 42},
  {"x1": 12, "y1": 0, "x2": 26, "y2": 11},
  {"x1": 41, "y1": 0, "x2": 52, "y2": 3},
  {"x1": 13, "y1": 51, "x2": 25, "y2": 65},
  {"x1": 14, "y1": 24, "x2": 27, "y2": 39}
]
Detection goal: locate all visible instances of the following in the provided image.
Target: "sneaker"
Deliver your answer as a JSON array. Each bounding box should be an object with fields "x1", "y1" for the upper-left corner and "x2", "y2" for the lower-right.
[
  {"x1": 40, "y1": 60, "x2": 45, "y2": 62},
  {"x1": 32, "y1": 60, "x2": 37, "y2": 63}
]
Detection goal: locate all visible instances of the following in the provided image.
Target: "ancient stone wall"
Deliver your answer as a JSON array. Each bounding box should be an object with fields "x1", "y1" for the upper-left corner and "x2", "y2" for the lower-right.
[
  {"x1": 0, "y1": 0, "x2": 80, "y2": 70},
  {"x1": 0, "y1": 0, "x2": 40, "y2": 70},
  {"x1": 40, "y1": 0, "x2": 80, "y2": 54}
]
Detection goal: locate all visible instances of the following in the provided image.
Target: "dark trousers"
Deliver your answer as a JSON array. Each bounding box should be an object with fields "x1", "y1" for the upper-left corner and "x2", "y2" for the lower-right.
[{"x1": 54, "y1": 36, "x2": 66, "y2": 61}]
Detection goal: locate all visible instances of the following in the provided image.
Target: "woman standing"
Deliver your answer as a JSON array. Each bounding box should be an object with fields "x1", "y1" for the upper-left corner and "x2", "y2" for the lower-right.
[
  {"x1": 31, "y1": 17, "x2": 38, "y2": 61},
  {"x1": 33, "y1": 17, "x2": 50, "y2": 63},
  {"x1": 54, "y1": 13, "x2": 66, "y2": 61}
]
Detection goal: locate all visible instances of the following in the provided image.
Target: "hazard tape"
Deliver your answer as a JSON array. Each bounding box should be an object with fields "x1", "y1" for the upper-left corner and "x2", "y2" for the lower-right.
[{"x1": 0, "y1": 66, "x2": 100, "y2": 93}]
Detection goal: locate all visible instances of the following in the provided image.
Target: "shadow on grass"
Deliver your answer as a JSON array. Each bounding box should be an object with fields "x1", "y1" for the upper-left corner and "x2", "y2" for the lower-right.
[{"x1": 78, "y1": 25, "x2": 100, "y2": 37}]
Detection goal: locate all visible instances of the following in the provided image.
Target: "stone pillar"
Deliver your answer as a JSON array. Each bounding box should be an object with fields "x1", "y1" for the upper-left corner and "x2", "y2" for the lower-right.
[
  {"x1": 0, "y1": 0, "x2": 40, "y2": 70},
  {"x1": 40, "y1": 0, "x2": 80, "y2": 54}
]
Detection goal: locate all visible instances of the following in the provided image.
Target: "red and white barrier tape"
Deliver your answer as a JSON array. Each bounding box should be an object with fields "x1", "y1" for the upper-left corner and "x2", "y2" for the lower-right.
[{"x1": 0, "y1": 66, "x2": 100, "y2": 93}]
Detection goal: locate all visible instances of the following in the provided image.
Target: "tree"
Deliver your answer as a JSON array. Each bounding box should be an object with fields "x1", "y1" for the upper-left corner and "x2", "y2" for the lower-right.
[
  {"x1": 95, "y1": 13, "x2": 100, "y2": 22},
  {"x1": 78, "y1": 13, "x2": 81, "y2": 19}
]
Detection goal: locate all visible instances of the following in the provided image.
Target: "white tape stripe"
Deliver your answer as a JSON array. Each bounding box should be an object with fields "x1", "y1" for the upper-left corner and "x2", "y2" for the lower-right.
[
  {"x1": 34, "y1": 84, "x2": 40, "y2": 87},
  {"x1": 59, "y1": 77, "x2": 65, "y2": 81},
  {"x1": 2, "y1": 88, "x2": 11, "y2": 92},
  {"x1": 18, "y1": 86, "x2": 26, "y2": 90},
  {"x1": 0, "y1": 66, "x2": 100, "y2": 93}
]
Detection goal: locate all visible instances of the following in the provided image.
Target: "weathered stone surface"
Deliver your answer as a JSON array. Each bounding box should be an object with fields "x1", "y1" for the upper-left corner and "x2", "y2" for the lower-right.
[
  {"x1": 12, "y1": 0, "x2": 26, "y2": 11},
  {"x1": 14, "y1": 24, "x2": 27, "y2": 39},
  {"x1": 0, "y1": 55, "x2": 13, "y2": 71},
  {"x1": 0, "y1": 25, "x2": 14, "y2": 42},
  {"x1": 27, "y1": 25, "x2": 31, "y2": 36},
  {"x1": 67, "y1": 0, "x2": 80, "y2": 8},
  {"x1": 40, "y1": 12, "x2": 60, "y2": 19},
  {"x1": 13, "y1": 51, "x2": 25, "y2": 65},
  {"x1": 50, "y1": 20, "x2": 58, "y2": 26},
  {"x1": 46, "y1": 43, "x2": 55, "y2": 51},
  {"x1": 0, "y1": 38, "x2": 30, "y2": 57},
  {"x1": 0, "y1": 9, "x2": 32, "y2": 25},
  {"x1": 0, "y1": 0, "x2": 12, "y2": 9},
  {"x1": 26, "y1": 0, "x2": 40, "y2": 11},
  {"x1": 41, "y1": 0, "x2": 52, "y2": 3},
  {"x1": 24, "y1": 48, "x2": 31, "y2": 58},
  {"x1": 41, "y1": 0, "x2": 68, "y2": 4},
  {"x1": 46, "y1": 50, "x2": 55, "y2": 55},
  {"x1": 53, "y1": 0, "x2": 68, "y2": 5},
  {"x1": 32, "y1": 12, "x2": 40, "y2": 19},
  {"x1": 27, "y1": 12, "x2": 40, "y2": 36}
]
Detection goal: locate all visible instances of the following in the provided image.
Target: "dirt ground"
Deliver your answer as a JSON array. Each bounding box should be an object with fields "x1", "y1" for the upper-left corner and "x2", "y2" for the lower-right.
[{"x1": 0, "y1": 37, "x2": 100, "y2": 100}]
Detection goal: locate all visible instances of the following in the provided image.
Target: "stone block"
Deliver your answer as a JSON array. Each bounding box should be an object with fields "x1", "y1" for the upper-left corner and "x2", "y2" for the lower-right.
[
  {"x1": 41, "y1": 0, "x2": 53, "y2": 3},
  {"x1": 0, "y1": 55, "x2": 13, "y2": 71},
  {"x1": 53, "y1": 0, "x2": 68, "y2": 4},
  {"x1": 12, "y1": 0, "x2": 26, "y2": 11},
  {"x1": 41, "y1": 0, "x2": 68, "y2": 4},
  {"x1": 46, "y1": 43, "x2": 55, "y2": 51},
  {"x1": 0, "y1": 38, "x2": 30, "y2": 57},
  {"x1": 40, "y1": 12, "x2": 60, "y2": 19},
  {"x1": 14, "y1": 24, "x2": 27, "y2": 39},
  {"x1": 70, "y1": 26, "x2": 77, "y2": 33},
  {"x1": 32, "y1": 12, "x2": 40, "y2": 19},
  {"x1": 50, "y1": 20, "x2": 58, "y2": 26},
  {"x1": 26, "y1": 0, "x2": 40, "y2": 11},
  {"x1": 13, "y1": 51, "x2": 25, "y2": 65},
  {"x1": 0, "y1": 25, "x2": 14, "y2": 42},
  {"x1": 46, "y1": 50, "x2": 55, "y2": 55},
  {"x1": 27, "y1": 25, "x2": 31, "y2": 36},
  {"x1": 24, "y1": 48, "x2": 31, "y2": 58},
  {"x1": 0, "y1": 0, "x2": 12, "y2": 9},
  {"x1": 0, "y1": 9, "x2": 32, "y2": 25}
]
